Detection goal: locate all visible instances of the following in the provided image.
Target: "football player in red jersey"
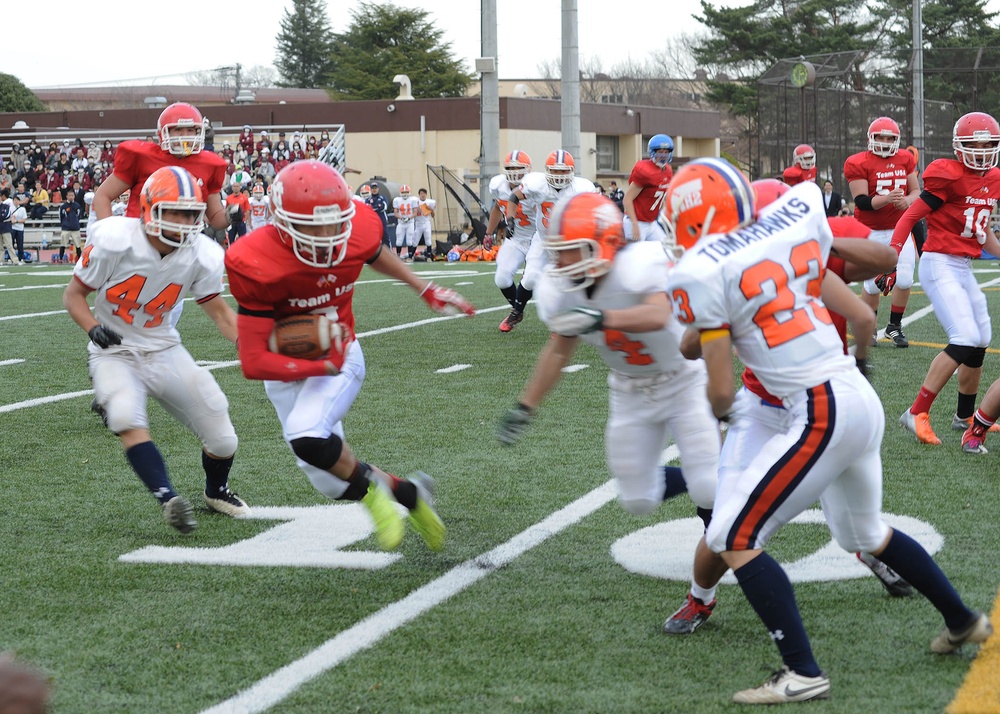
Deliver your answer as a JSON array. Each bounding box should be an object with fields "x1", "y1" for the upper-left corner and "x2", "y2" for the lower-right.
[
  {"x1": 94, "y1": 102, "x2": 228, "y2": 230},
  {"x1": 224, "y1": 160, "x2": 475, "y2": 551},
  {"x1": 622, "y1": 134, "x2": 673, "y2": 242},
  {"x1": 889, "y1": 112, "x2": 1000, "y2": 446},
  {"x1": 844, "y1": 117, "x2": 921, "y2": 348},
  {"x1": 781, "y1": 144, "x2": 817, "y2": 186}
]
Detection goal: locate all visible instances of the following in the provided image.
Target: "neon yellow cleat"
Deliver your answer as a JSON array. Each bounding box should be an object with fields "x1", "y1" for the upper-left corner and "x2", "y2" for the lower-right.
[
  {"x1": 362, "y1": 482, "x2": 404, "y2": 550},
  {"x1": 407, "y1": 471, "x2": 446, "y2": 551}
]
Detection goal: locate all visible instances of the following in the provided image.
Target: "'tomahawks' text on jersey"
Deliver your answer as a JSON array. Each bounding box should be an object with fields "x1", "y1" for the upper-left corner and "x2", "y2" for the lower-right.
[{"x1": 695, "y1": 197, "x2": 811, "y2": 264}]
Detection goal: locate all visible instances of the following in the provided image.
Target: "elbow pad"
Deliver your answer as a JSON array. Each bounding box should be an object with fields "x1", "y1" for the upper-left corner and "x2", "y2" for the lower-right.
[{"x1": 854, "y1": 194, "x2": 874, "y2": 211}]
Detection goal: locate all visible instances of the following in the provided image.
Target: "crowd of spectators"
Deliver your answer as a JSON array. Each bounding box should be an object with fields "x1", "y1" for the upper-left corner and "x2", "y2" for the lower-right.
[{"x1": 0, "y1": 125, "x2": 338, "y2": 233}]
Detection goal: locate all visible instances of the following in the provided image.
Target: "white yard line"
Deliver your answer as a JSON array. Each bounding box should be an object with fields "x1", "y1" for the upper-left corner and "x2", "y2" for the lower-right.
[{"x1": 198, "y1": 473, "x2": 637, "y2": 714}]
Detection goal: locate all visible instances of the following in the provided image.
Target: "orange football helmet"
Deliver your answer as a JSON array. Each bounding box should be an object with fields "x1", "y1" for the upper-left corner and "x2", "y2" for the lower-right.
[
  {"x1": 156, "y1": 102, "x2": 208, "y2": 157},
  {"x1": 751, "y1": 178, "x2": 790, "y2": 215},
  {"x1": 399, "y1": 184, "x2": 411, "y2": 198},
  {"x1": 792, "y1": 144, "x2": 816, "y2": 170},
  {"x1": 544, "y1": 192, "x2": 625, "y2": 290},
  {"x1": 359, "y1": 185, "x2": 372, "y2": 199},
  {"x1": 139, "y1": 166, "x2": 206, "y2": 247},
  {"x1": 271, "y1": 160, "x2": 356, "y2": 268},
  {"x1": 544, "y1": 150, "x2": 575, "y2": 189},
  {"x1": 503, "y1": 150, "x2": 532, "y2": 184},
  {"x1": 953, "y1": 112, "x2": 1000, "y2": 171},
  {"x1": 660, "y1": 158, "x2": 755, "y2": 258},
  {"x1": 867, "y1": 117, "x2": 900, "y2": 158}
]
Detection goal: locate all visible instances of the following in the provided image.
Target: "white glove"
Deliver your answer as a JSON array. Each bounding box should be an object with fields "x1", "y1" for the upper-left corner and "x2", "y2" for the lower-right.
[{"x1": 546, "y1": 307, "x2": 604, "y2": 335}]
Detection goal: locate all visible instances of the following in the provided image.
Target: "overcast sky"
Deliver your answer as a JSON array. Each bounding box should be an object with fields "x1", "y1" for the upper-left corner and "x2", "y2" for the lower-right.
[{"x1": 10, "y1": 0, "x2": 745, "y2": 88}]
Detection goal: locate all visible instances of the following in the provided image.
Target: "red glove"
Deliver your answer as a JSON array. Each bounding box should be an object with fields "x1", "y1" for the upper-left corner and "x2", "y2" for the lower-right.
[
  {"x1": 873, "y1": 271, "x2": 896, "y2": 296},
  {"x1": 420, "y1": 282, "x2": 476, "y2": 316}
]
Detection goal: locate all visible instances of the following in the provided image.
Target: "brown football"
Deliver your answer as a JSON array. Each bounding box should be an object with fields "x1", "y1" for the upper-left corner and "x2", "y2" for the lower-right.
[{"x1": 267, "y1": 314, "x2": 331, "y2": 360}]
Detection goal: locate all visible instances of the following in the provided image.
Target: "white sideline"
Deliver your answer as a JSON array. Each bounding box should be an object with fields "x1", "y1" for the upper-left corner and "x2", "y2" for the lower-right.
[{"x1": 198, "y1": 473, "x2": 637, "y2": 714}]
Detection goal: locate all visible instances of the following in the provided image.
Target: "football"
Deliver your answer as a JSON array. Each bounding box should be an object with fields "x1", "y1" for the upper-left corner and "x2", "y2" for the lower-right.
[{"x1": 267, "y1": 314, "x2": 332, "y2": 360}]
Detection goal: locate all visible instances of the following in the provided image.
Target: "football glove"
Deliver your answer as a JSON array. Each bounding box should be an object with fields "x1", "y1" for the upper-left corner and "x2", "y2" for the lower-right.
[
  {"x1": 873, "y1": 271, "x2": 896, "y2": 296},
  {"x1": 504, "y1": 220, "x2": 516, "y2": 239},
  {"x1": 498, "y1": 404, "x2": 533, "y2": 445},
  {"x1": 483, "y1": 234, "x2": 494, "y2": 251},
  {"x1": 855, "y1": 356, "x2": 870, "y2": 381},
  {"x1": 88, "y1": 324, "x2": 123, "y2": 349},
  {"x1": 419, "y1": 282, "x2": 476, "y2": 316},
  {"x1": 546, "y1": 307, "x2": 604, "y2": 336}
]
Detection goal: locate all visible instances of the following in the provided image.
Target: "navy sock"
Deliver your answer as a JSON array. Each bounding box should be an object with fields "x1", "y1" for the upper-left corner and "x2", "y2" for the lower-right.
[
  {"x1": 500, "y1": 284, "x2": 518, "y2": 306},
  {"x1": 662, "y1": 466, "x2": 688, "y2": 501},
  {"x1": 876, "y1": 530, "x2": 975, "y2": 630},
  {"x1": 513, "y1": 284, "x2": 533, "y2": 313},
  {"x1": 734, "y1": 552, "x2": 821, "y2": 677},
  {"x1": 203, "y1": 452, "x2": 234, "y2": 496},
  {"x1": 126, "y1": 441, "x2": 176, "y2": 505}
]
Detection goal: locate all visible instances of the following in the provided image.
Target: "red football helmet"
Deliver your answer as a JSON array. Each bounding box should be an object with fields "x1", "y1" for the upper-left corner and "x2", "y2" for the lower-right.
[
  {"x1": 270, "y1": 160, "x2": 356, "y2": 268},
  {"x1": 399, "y1": 184, "x2": 411, "y2": 198},
  {"x1": 544, "y1": 192, "x2": 625, "y2": 290},
  {"x1": 793, "y1": 144, "x2": 816, "y2": 170},
  {"x1": 867, "y1": 117, "x2": 901, "y2": 158},
  {"x1": 661, "y1": 158, "x2": 755, "y2": 258},
  {"x1": 503, "y1": 150, "x2": 532, "y2": 184},
  {"x1": 953, "y1": 112, "x2": 1000, "y2": 171},
  {"x1": 544, "y1": 150, "x2": 576, "y2": 189},
  {"x1": 751, "y1": 178, "x2": 790, "y2": 216},
  {"x1": 156, "y1": 102, "x2": 207, "y2": 157},
  {"x1": 139, "y1": 166, "x2": 206, "y2": 247}
]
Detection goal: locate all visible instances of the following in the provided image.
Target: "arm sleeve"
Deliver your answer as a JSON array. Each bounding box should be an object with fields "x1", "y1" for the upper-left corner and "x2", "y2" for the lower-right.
[
  {"x1": 236, "y1": 311, "x2": 330, "y2": 381},
  {"x1": 890, "y1": 199, "x2": 933, "y2": 254}
]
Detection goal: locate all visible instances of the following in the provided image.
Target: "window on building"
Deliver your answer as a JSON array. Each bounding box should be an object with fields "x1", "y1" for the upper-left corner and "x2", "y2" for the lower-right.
[{"x1": 595, "y1": 135, "x2": 619, "y2": 172}]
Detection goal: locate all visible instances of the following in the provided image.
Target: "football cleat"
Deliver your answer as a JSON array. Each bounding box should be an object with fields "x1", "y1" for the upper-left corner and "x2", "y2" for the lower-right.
[
  {"x1": 961, "y1": 426, "x2": 988, "y2": 454},
  {"x1": 204, "y1": 489, "x2": 251, "y2": 517},
  {"x1": 951, "y1": 414, "x2": 1000, "y2": 432},
  {"x1": 499, "y1": 309, "x2": 525, "y2": 333},
  {"x1": 899, "y1": 410, "x2": 941, "y2": 445},
  {"x1": 885, "y1": 324, "x2": 909, "y2": 348},
  {"x1": 732, "y1": 666, "x2": 830, "y2": 705},
  {"x1": 362, "y1": 482, "x2": 405, "y2": 550},
  {"x1": 91, "y1": 398, "x2": 109, "y2": 428},
  {"x1": 931, "y1": 612, "x2": 993, "y2": 653},
  {"x1": 406, "y1": 471, "x2": 445, "y2": 551},
  {"x1": 856, "y1": 552, "x2": 913, "y2": 597},
  {"x1": 663, "y1": 593, "x2": 716, "y2": 635},
  {"x1": 163, "y1": 496, "x2": 197, "y2": 534}
]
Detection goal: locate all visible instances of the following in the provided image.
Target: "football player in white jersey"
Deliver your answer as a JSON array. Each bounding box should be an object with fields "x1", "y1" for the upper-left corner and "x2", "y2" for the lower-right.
[
  {"x1": 497, "y1": 191, "x2": 727, "y2": 628},
  {"x1": 664, "y1": 158, "x2": 991, "y2": 705},
  {"x1": 62, "y1": 166, "x2": 249, "y2": 534},
  {"x1": 392, "y1": 184, "x2": 421, "y2": 261},
  {"x1": 247, "y1": 182, "x2": 271, "y2": 231},
  {"x1": 483, "y1": 150, "x2": 538, "y2": 322},
  {"x1": 500, "y1": 150, "x2": 596, "y2": 332},
  {"x1": 414, "y1": 188, "x2": 436, "y2": 259}
]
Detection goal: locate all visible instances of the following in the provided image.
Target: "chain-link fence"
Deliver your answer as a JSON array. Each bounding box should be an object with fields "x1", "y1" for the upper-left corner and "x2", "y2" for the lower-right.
[{"x1": 754, "y1": 49, "x2": 1000, "y2": 191}]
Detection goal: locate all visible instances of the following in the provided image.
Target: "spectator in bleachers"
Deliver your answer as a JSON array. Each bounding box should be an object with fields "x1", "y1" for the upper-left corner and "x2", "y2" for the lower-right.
[
  {"x1": 100, "y1": 140, "x2": 116, "y2": 165},
  {"x1": 220, "y1": 141, "x2": 233, "y2": 162},
  {"x1": 45, "y1": 142, "x2": 60, "y2": 169},
  {"x1": 273, "y1": 139, "x2": 289, "y2": 163},
  {"x1": 238, "y1": 124, "x2": 254, "y2": 153},
  {"x1": 92, "y1": 166, "x2": 106, "y2": 188},
  {"x1": 75, "y1": 169, "x2": 93, "y2": 194},
  {"x1": 71, "y1": 149, "x2": 89, "y2": 174},
  {"x1": 306, "y1": 136, "x2": 318, "y2": 153},
  {"x1": 27, "y1": 142, "x2": 44, "y2": 168},
  {"x1": 40, "y1": 166, "x2": 61, "y2": 194},
  {"x1": 86, "y1": 141, "x2": 101, "y2": 164},
  {"x1": 256, "y1": 149, "x2": 276, "y2": 183},
  {"x1": 14, "y1": 180, "x2": 29, "y2": 204},
  {"x1": 255, "y1": 130, "x2": 272, "y2": 154},
  {"x1": 230, "y1": 163, "x2": 253, "y2": 189},
  {"x1": 16, "y1": 161, "x2": 36, "y2": 187},
  {"x1": 290, "y1": 141, "x2": 306, "y2": 161},
  {"x1": 9, "y1": 143, "x2": 25, "y2": 169},
  {"x1": 29, "y1": 180, "x2": 50, "y2": 221},
  {"x1": 233, "y1": 145, "x2": 249, "y2": 168},
  {"x1": 55, "y1": 153, "x2": 71, "y2": 175},
  {"x1": 58, "y1": 189, "x2": 82, "y2": 262},
  {"x1": 0, "y1": 189, "x2": 19, "y2": 265},
  {"x1": 0, "y1": 165, "x2": 11, "y2": 193}
]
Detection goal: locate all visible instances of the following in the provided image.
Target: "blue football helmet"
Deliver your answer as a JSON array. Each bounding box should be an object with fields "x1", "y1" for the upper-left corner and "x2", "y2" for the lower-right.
[{"x1": 648, "y1": 134, "x2": 674, "y2": 167}]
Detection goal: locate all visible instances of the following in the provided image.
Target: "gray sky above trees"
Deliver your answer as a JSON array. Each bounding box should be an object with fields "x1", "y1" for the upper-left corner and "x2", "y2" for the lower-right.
[{"x1": 14, "y1": 0, "x2": 752, "y2": 88}]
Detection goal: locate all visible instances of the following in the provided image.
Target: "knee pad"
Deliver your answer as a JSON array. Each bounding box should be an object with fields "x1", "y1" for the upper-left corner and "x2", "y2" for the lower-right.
[
  {"x1": 290, "y1": 434, "x2": 344, "y2": 470},
  {"x1": 944, "y1": 343, "x2": 976, "y2": 365},
  {"x1": 206, "y1": 433, "x2": 238, "y2": 460},
  {"x1": 966, "y1": 346, "x2": 986, "y2": 369},
  {"x1": 494, "y1": 272, "x2": 514, "y2": 289}
]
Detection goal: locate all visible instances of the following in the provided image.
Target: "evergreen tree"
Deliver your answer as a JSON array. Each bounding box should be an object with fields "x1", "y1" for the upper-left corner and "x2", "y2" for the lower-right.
[
  {"x1": 329, "y1": 3, "x2": 474, "y2": 100},
  {"x1": 0, "y1": 74, "x2": 46, "y2": 113},
  {"x1": 275, "y1": 0, "x2": 335, "y2": 88}
]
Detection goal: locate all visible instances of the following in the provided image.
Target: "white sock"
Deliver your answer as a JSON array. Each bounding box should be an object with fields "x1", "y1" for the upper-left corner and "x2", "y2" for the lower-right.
[{"x1": 691, "y1": 581, "x2": 716, "y2": 604}]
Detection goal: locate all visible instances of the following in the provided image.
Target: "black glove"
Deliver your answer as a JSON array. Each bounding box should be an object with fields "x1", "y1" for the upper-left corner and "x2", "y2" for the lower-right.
[
  {"x1": 504, "y1": 220, "x2": 515, "y2": 239},
  {"x1": 855, "y1": 356, "x2": 870, "y2": 381},
  {"x1": 88, "y1": 324, "x2": 123, "y2": 349},
  {"x1": 498, "y1": 404, "x2": 533, "y2": 445}
]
